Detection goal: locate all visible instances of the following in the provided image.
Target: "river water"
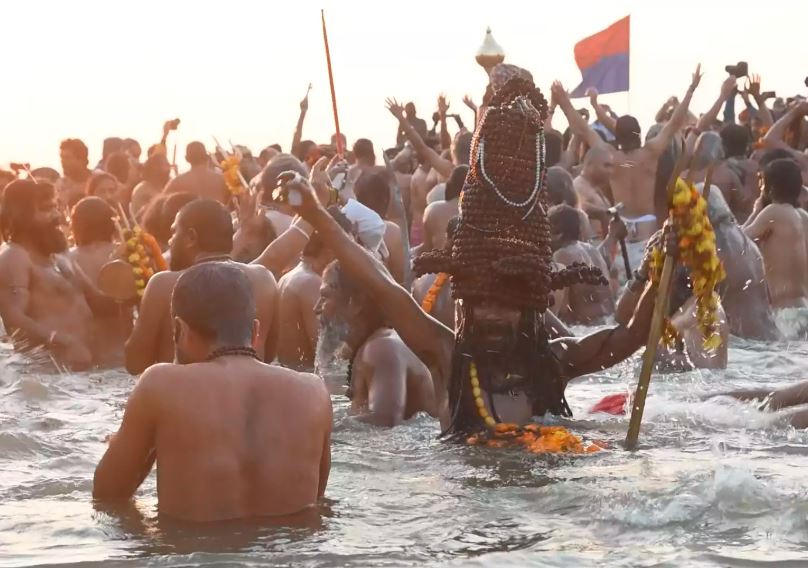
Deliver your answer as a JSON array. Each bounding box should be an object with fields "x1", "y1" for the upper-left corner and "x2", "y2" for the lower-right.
[{"x1": 2, "y1": 335, "x2": 808, "y2": 567}]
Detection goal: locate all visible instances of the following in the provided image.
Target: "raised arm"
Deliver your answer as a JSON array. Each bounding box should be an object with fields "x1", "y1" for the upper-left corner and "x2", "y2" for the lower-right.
[
  {"x1": 386, "y1": 98, "x2": 454, "y2": 179},
  {"x1": 383, "y1": 147, "x2": 413, "y2": 289},
  {"x1": 551, "y1": 81, "x2": 607, "y2": 151},
  {"x1": 763, "y1": 101, "x2": 808, "y2": 151},
  {"x1": 277, "y1": 173, "x2": 454, "y2": 374},
  {"x1": 438, "y1": 95, "x2": 452, "y2": 151},
  {"x1": 655, "y1": 97, "x2": 678, "y2": 124},
  {"x1": 696, "y1": 75, "x2": 737, "y2": 132},
  {"x1": 646, "y1": 64, "x2": 702, "y2": 156},
  {"x1": 747, "y1": 74, "x2": 773, "y2": 128},
  {"x1": 587, "y1": 88, "x2": 617, "y2": 134},
  {"x1": 290, "y1": 93, "x2": 309, "y2": 161}
]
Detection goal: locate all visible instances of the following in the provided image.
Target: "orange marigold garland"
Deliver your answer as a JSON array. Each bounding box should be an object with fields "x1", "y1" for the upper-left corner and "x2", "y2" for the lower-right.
[
  {"x1": 421, "y1": 272, "x2": 449, "y2": 314},
  {"x1": 123, "y1": 227, "x2": 166, "y2": 297},
  {"x1": 650, "y1": 177, "x2": 726, "y2": 349},
  {"x1": 466, "y1": 362, "x2": 602, "y2": 454}
]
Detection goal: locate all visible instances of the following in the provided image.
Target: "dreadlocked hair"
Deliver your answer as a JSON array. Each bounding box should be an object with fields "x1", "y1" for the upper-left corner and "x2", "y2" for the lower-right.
[{"x1": 441, "y1": 303, "x2": 571, "y2": 439}]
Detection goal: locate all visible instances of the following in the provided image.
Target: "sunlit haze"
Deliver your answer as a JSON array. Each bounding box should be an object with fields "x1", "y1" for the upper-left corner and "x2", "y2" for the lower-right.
[{"x1": 3, "y1": 0, "x2": 806, "y2": 170}]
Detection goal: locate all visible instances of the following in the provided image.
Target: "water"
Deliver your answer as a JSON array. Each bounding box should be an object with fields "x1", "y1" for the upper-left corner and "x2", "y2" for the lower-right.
[{"x1": 3, "y1": 336, "x2": 808, "y2": 567}]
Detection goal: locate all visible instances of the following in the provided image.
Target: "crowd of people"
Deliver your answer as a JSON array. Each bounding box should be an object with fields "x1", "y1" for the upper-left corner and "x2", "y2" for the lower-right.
[{"x1": 1, "y1": 61, "x2": 807, "y2": 523}]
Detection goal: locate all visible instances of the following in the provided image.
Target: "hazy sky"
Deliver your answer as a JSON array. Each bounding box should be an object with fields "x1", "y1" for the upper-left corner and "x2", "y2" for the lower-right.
[{"x1": 2, "y1": 0, "x2": 806, "y2": 170}]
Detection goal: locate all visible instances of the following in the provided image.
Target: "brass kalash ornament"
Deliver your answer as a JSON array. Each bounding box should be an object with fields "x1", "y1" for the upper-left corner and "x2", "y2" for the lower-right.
[
  {"x1": 414, "y1": 73, "x2": 606, "y2": 454},
  {"x1": 475, "y1": 27, "x2": 505, "y2": 74}
]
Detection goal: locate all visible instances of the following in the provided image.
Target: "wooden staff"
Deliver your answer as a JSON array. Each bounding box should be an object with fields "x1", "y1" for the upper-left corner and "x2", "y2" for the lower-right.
[
  {"x1": 625, "y1": 149, "x2": 692, "y2": 450},
  {"x1": 321, "y1": 9, "x2": 343, "y2": 157},
  {"x1": 171, "y1": 143, "x2": 178, "y2": 176}
]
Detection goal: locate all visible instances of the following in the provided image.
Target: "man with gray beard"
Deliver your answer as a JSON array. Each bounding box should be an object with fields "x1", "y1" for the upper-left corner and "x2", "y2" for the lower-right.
[{"x1": 315, "y1": 261, "x2": 437, "y2": 426}]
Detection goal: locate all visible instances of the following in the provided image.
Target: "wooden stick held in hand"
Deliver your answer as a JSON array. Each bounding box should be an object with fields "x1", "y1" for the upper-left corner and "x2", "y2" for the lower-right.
[{"x1": 625, "y1": 149, "x2": 693, "y2": 451}]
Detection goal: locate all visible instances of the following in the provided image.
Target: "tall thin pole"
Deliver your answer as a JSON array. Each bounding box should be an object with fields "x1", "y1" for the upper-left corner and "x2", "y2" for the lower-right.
[{"x1": 321, "y1": 9, "x2": 343, "y2": 157}]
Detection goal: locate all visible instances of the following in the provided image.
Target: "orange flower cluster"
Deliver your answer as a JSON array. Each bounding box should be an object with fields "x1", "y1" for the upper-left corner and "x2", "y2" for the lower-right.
[
  {"x1": 221, "y1": 155, "x2": 244, "y2": 196},
  {"x1": 651, "y1": 178, "x2": 726, "y2": 349},
  {"x1": 467, "y1": 423, "x2": 603, "y2": 454},
  {"x1": 421, "y1": 273, "x2": 448, "y2": 314},
  {"x1": 123, "y1": 227, "x2": 167, "y2": 297}
]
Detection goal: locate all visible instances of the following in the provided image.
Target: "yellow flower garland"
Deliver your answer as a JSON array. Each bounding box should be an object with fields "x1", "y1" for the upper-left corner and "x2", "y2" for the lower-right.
[
  {"x1": 221, "y1": 155, "x2": 244, "y2": 196},
  {"x1": 650, "y1": 178, "x2": 726, "y2": 349},
  {"x1": 123, "y1": 227, "x2": 166, "y2": 297}
]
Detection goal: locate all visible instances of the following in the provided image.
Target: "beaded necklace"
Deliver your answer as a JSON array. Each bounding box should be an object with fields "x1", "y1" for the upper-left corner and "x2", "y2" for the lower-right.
[
  {"x1": 477, "y1": 134, "x2": 545, "y2": 208},
  {"x1": 469, "y1": 361, "x2": 497, "y2": 430},
  {"x1": 206, "y1": 346, "x2": 259, "y2": 361}
]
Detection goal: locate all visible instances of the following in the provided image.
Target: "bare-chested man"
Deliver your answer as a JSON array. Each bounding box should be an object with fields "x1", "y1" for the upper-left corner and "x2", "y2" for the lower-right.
[
  {"x1": 573, "y1": 146, "x2": 613, "y2": 237},
  {"x1": 94, "y1": 262, "x2": 331, "y2": 521},
  {"x1": 163, "y1": 142, "x2": 229, "y2": 203},
  {"x1": 0, "y1": 181, "x2": 118, "y2": 370},
  {"x1": 743, "y1": 158, "x2": 808, "y2": 333},
  {"x1": 278, "y1": 173, "x2": 665, "y2": 434},
  {"x1": 125, "y1": 199, "x2": 278, "y2": 374},
  {"x1": 68, "y1": 197, "x2": 132, "y2": 366},
  {"x1": 682, "y1": 133, "x2": 779, "y2": 340},
  {"x1": 56, "y1": 138, "x2": 93, "y2": 208},
  {"x1": 548, "y1": 205, "x2": 614, "y2": 325},
  {"x1": 553, "y1": 65, "x2": 702, "y2": 276},
  {"x1": 130, "y1": 153, "x2": 171, "y2": 222},
  {"x1": 315, "y1": 261, "x2": 437, "y2": 427},
  {"x1": 276, "y1": 208, "x2": 353, "y2": 370},
  {"x1": 421, "y1": 165, "x2": 465, "y2": 252}
]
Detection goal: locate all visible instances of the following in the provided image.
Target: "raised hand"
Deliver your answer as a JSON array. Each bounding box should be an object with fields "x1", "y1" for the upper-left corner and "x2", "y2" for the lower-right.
[
  {"x1": 720, "y1": 75, "x2": 738, "y2": 99},
  {"x1": 462, "y1": 95, "x2": 477, "y2": 111},
  {"x1": 438, "y1": 94, "x2": 450, "y2": 117},
  {"x1": 748, "y1": 73, "x2": 762, "y2": 98},
  {"x1": 385, "y1": 98, "x2": 406, "y2": 121},
  {"x1": 308, "y1": 156, "x2": 336, "y2": 205},
  {"x1": 550, "y1": 80, "x2": 569, "y2": 107},
  {"x1": 689, "y1": 63, "x2": 703, "y2": 92},
  {"x1": 275, "y1": 171, "x2": 324, "y2": 221},
  {"x1": 300, "y1": 94, "x2": 309, "y2": 113},
  {"x1": 586, "y1": 87, "x2": 599, "y2": 106}
]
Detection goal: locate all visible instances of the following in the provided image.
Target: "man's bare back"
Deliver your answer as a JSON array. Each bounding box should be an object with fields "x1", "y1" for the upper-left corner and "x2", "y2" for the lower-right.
[
  {"x1": 95, "y1": 357, "x2": 331, "y2": 521},
  {"x1": 349, "y1": 329, "x2": 437, "y2": 426},
  {"x1": 164, "y1": 167, "x2": 229, "y2": 204},
  {"x1": 744, "y1": 203, "x2": 808, "y2": 308},
  {"x1": 276, "y1": 262, "x2": 321, "y2": 370},
  {"x1": 125, "y1": 261, "x2": 278, "y2": 374}
]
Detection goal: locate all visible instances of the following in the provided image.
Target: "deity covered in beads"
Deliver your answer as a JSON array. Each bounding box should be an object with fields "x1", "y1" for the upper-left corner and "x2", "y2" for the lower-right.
[{"x1": 414, "y1": 74, "x2": 607, "y2": 437}]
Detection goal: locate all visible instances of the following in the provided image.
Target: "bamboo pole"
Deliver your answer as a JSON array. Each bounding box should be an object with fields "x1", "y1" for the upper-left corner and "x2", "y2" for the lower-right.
[
  {"x1": 321, "y1": 10, "x2": 343, "y2": 157},
  {"x1": 625, "y1": 149, "x2": 692, "y2": 450}
]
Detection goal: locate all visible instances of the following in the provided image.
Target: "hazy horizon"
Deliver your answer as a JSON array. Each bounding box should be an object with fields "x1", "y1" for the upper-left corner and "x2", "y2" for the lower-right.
[{"x1": 2, "y1": 0, "x2": 806, "y2": 171}]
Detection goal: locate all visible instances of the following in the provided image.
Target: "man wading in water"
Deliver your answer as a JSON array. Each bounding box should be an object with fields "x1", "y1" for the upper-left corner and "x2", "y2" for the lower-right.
[
  {"x1": 94, "y1": 263, "x2": 331, "y2": 521},
  {"x1": 279, "y1": 76, "x2": 671, "y2": 437}
]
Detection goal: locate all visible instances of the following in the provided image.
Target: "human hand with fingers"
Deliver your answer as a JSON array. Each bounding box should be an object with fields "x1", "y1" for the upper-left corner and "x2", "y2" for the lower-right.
[
  {"x1": 438, "y1": 94, "x2": 450, "y2": 117},
  {"x1": 386, "y1": 98, "x2": 406, "y2": 121}
]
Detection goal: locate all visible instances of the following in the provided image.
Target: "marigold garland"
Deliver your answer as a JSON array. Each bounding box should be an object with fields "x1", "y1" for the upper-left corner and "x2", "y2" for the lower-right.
[
  {"x1": 650, "y1": 177, "x2": 726, "y2": 349},
  {"x1": 221, "y1": 155, "x2": 244, "y2": 196},
  {"x1": 123, "y1": 227, "x2": 166, "y2": 297},
  {"x1": 421, "y1": 272, "x2": 449, "y2": 314},
  {"x1": 466, "y1": 362, "x2": 602, "y2": 454}
]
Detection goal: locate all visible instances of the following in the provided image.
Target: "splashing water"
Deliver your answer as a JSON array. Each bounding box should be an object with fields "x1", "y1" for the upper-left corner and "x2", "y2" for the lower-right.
[{"x1": 2, "y1": 336, "x2": 808, "y2": 566}]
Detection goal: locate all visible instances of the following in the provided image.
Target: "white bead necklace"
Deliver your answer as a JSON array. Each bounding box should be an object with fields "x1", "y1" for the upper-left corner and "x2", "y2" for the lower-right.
[{"x1": 478, "y1": 132, "x2": 545, "y2": 208}]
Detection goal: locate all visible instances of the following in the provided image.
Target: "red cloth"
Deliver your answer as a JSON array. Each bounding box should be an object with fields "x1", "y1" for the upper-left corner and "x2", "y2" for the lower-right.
[{"x1": 589, "y1": 393, "x2": 629, "y2": 415}]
